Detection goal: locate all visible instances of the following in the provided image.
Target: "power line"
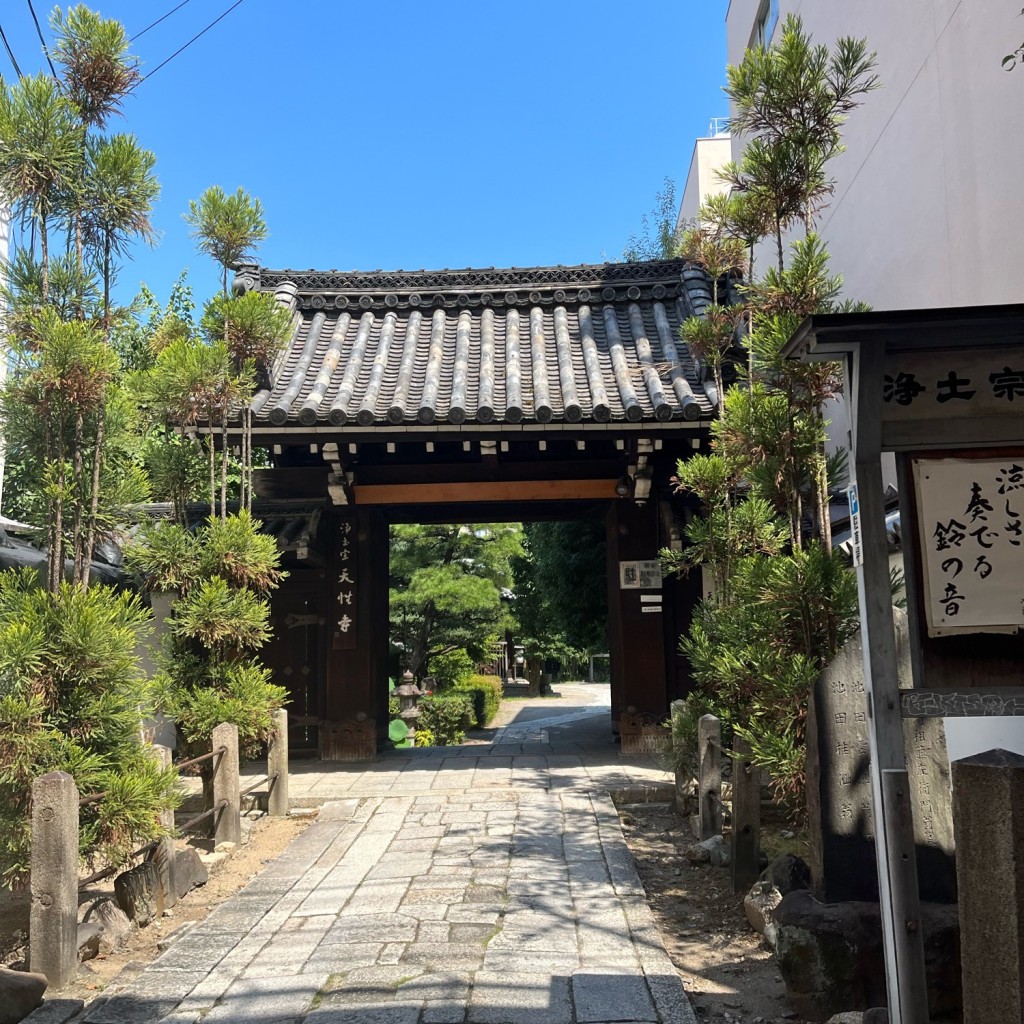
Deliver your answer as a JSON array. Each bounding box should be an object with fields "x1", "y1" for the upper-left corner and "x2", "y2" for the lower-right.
[
  {"x1": 0, "y1": 22, "x2": 24, "y2": 78},
  {"x1": 26, "y1": 0, "x2": 57, "y2": 78},
  {"x1": 131, "y1": 0, "x2": 194, "y2": 43},
  {"x1": 140, "y1": 0, "x2": 247, "y2": 84}
]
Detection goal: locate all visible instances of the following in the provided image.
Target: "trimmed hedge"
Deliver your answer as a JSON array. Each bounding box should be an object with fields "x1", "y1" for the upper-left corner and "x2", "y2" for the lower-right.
[
  {"x1": 417, "y1": 692, "x2": 475, "y2": 746},
  {"x1": 456, "y1": 674, "x2": 503, "y2": 728}
]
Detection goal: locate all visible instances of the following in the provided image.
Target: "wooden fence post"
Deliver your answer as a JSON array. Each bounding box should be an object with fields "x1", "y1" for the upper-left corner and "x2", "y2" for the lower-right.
[
  {"x1": 30, "y1": 771, "x2": 78, "y2": 989},
  {"x1": 267, "y1": 709, "x2": 289, "y2": 816},
  {"x1": 698, "y1": 714, "x2": 723, "y2": 839},
  {"x1": 211, "y1": 722, "x2": 240, "y2": 847},
  {"x1": 730, "y1": 735, "x2": 761, "y2": 894}
]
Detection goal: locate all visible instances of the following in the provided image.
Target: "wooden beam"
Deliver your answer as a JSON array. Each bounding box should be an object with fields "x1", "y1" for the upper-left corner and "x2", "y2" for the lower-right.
[{"x1": 353, "y1": 479, "x2": 619, "y2": 505}]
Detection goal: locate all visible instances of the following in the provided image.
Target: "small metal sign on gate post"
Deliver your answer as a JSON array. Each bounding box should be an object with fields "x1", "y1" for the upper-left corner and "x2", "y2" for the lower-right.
[
  {"x1": 848, "y1": 483, "x2": 864, "y2": 568},
  {"x1": 619, "y1": 560, "x2": 662, "y2": 590}
]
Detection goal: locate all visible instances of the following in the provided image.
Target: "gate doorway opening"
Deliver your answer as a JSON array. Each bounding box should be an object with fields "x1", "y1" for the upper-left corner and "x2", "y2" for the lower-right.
[{"x1": 385, "y1": 515, "x2": 609, "y2": 745}]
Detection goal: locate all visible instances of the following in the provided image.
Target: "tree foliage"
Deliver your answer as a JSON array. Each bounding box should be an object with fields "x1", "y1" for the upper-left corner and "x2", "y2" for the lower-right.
[
  {"x1": 389, "y1": 523, "x2": 521, "y2": 681},
  {"x1": 127, "y1": 512, "x2": 288, "y2": 764},
  {"x1": 622, "y1": 177, "x2": 678, "y2": 261},
  {"x1": 663, "y1": 18, "x2": 879, "y2": 807},
  {"x1": 184, "y1": 186, "x2": 268, "y2": 296},
  {"x1": 0, "y1": 571, "x2": 179, "y2": 884},
  {"x1": 512, "y1": 520, "x2": 608, "y2": 656}
]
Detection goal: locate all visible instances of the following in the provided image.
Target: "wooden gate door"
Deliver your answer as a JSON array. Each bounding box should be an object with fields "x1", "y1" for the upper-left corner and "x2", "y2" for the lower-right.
[{"x1": 265, "y1": 579, "x2": 326, "y2": 757}]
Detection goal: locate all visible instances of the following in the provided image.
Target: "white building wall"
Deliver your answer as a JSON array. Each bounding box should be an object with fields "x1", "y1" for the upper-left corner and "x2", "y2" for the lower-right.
[
  {"x1": 723, "y1": 1, "x2": 1024, "y2": 757},
  {"x1": 726, "y1": 0, "x2": 1024, "y2": 311}
]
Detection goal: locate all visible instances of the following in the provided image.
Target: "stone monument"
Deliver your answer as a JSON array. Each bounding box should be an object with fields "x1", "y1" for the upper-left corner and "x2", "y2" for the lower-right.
[{"x1": 805, "y1": 608, "x2": 956, "y2": 903}]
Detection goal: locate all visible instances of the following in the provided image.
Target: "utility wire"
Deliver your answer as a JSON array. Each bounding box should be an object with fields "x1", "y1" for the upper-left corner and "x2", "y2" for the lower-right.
[
  {"x1": 26, "y1": 0, "x2": 57, "y2": 78},
  {"x1": 140, "y1": 0, "x2": 247, "y2": 84},
  {"x1": 0, "y1": 22, "x2": 24, "y2": 77},
  {"x1": 131, "y1": 0, "x2": 193, "y2": 43}
]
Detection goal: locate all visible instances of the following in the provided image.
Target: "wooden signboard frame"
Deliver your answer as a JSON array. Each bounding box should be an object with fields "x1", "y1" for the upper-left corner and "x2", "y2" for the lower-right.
[{"x1": 783, "y1": 304, "x2": 1024, "y2": 1024}]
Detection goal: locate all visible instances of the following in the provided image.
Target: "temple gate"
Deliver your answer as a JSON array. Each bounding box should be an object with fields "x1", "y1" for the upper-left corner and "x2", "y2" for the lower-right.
[{"x1": 211, "y1": 259, "x2": 733, "y2": 759}]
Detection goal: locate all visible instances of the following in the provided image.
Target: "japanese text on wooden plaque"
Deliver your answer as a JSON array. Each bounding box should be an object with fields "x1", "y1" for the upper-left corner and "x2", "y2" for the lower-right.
[{"x1": 913, "y1": 457, "x2": 1024, "y2": 636}]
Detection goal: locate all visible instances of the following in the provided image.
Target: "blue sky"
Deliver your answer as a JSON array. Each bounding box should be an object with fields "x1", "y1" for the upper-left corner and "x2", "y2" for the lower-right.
[{"x1": 3, "y1": 1, "x2": 728, "y2": 305}]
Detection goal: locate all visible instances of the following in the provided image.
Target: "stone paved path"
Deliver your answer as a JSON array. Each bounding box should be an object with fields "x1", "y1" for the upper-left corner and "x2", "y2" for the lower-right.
[{"x1": 77, "y1": 687, "x2": 697, "y2": 1024}]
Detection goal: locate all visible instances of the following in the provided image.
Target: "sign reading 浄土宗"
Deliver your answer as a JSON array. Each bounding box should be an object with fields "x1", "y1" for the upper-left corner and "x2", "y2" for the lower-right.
[
  {"x1": 882, "y1": 350, "x2": 1024, "y2": 417},
  {"x1": 913, "y1": 457, "x2": 1024, "y2": 636}
]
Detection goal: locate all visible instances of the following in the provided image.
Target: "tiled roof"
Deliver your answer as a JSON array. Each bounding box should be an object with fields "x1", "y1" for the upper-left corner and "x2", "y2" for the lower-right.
[{"x1": 235, "y1": 260, "x2": 726, "y2": 430}]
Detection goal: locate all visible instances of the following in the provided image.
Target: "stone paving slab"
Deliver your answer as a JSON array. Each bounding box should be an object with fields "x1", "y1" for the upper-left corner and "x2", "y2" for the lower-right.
[{"x1": 62, "y1": 691, "x2": 695, "y2": 1024}]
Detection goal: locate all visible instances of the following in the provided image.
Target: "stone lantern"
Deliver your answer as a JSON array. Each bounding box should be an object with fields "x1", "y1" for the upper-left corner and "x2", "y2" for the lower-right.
[{"x1": 394, "y1": 670, "x2": 422, "y2": 745}]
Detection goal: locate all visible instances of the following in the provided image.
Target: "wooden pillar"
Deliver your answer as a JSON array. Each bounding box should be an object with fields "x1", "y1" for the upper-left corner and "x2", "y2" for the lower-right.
[
  {"x1": 851, "y1": 340, "x2": 929, "y2": 1024},
  {"x1": 605, "y1": 498, "x2": 669, "y2": 726},
  {"x1": 730, "y1": 735, "x2": 761, "y2": 894}
]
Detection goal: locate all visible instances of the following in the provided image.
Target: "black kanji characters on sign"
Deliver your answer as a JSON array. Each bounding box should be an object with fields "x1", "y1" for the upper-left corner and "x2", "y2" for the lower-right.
[
  {"x1": 990, "y1": 368, "x2": 1024, "y2": 402},
  {"x1": 996, "y1": 464, "x2": 1024, "y2": 494},
  {"x1": 936, "y1": 371, "x2": 975, "y2": 402},
  {"x1": 964, "y1": 482, "x2": 994, "y2": 523},
  {"x1": 974, "y1": 555, "x2": 993, "y2": 579},
  {"x1": 933, "y1": 518, "x2": 967, "y2": 551},
  {"x1": 881, "y1": 364, "x2": 1024, "y2": 410},
  {"x1": 883, "y1": 372, "x2": 926, "y2": 405},
  {"x1": 942, "y1": 582, "x2": 966, "y2": 615}
]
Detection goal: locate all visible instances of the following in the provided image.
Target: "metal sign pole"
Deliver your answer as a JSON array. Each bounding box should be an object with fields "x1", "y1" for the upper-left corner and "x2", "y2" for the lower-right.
[{"x1": 850, "y1": 342, "x2": 930, "y2": 1024}]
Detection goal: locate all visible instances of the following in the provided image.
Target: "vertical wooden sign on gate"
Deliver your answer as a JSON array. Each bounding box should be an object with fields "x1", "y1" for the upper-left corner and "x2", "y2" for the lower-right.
[{"x1": 333, "y1": 518, "x2": 357, "y2": 651}]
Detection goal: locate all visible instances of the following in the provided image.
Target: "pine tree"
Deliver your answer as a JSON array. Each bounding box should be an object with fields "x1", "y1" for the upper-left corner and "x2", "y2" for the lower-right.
[{"x1": 663, "y1": 18, "x2": 879, "y2": 805}]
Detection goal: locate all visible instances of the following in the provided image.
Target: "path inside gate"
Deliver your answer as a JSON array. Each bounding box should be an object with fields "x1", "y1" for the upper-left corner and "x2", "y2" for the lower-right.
[{"x1": 79, "y1": 685, "x2": 697, "y2": 1024}]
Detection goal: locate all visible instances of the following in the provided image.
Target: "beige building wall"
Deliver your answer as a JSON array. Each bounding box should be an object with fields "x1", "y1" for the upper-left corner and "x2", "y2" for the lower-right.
[
  {"x1": 676, "y1": 134, "x2": 734, "y2": 234},
  {"x1": 726, "y1": 0, "x2": 1024, "y2": 311}
]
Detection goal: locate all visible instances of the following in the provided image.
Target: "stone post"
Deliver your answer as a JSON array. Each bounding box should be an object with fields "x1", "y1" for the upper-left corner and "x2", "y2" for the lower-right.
[
  {"x1": 730, "y1": 735, "x2": 761, "y2": 894},
  {"x1": 147, "y1": 744, "x2": 177, "y2": 908},
  {"x1": 698, "y1": 714, "x2": 723, "y2": 840},
  {"x1": 267, "y1": 708, "x2": 289, "y2": 816},
  {"x1": 670, "y1": 700, "x2": 688, "y2": 817},
  {"x1": 30, "y1": 771, "x2": 78, "y2": 989},
  {"x1": 211, "y1": 722, "x2": 241, "y2": 848},
  {"x1": 951, "y1": 748, "x2": 1024, "y2": 1024}
]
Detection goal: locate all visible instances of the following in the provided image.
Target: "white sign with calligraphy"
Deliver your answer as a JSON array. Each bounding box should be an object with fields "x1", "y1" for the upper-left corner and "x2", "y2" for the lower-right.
[
  {"x1": 913, "y1": 458, "x2": 1024, "y2": 636},
  {"x1": 619, "y1": 560, "x2": 663, "y2": 590}
]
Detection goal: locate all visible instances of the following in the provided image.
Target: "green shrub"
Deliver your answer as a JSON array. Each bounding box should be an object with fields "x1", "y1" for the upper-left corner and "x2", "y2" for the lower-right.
[
  {"x1": 416, "y1": 692, "x2": 474, "y2": 746},
  {"x1": 128, "y1": 512, "x2": 288, "y2": 768},
  {"x1": 429, "y1": 648, "x2": 474, "y2": 690},
  {"x1": 0, "y1": 571, "x2": 180, "y2": 884},
  {"x1": 455, "y1": 674, "x2": 503, "y2": 727}
]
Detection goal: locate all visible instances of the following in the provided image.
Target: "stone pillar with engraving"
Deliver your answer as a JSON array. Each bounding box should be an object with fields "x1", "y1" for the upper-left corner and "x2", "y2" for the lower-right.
[{"x1": 805, "y1": 608, "x2": 956, "y2": 903}]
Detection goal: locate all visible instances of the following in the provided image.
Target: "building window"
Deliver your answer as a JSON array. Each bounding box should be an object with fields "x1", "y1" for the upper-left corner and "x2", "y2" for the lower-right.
[{"x1": 751, "y1": 0, "x2": 779, "y2": 48}]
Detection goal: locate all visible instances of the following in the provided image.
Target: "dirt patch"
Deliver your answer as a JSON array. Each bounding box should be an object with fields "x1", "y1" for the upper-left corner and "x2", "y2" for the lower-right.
[
  {"x1": 618, "y1": 801, "x2": 811, "y2": 1024},
  {"x1": 2, "y1": 811, "x2": 311, "y2": 1007}
]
